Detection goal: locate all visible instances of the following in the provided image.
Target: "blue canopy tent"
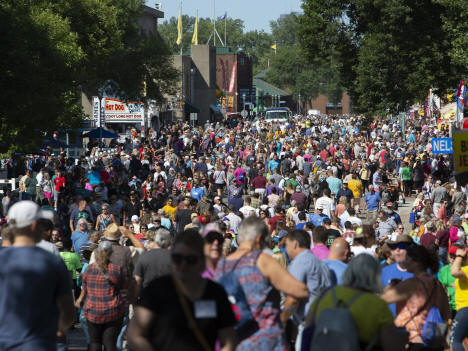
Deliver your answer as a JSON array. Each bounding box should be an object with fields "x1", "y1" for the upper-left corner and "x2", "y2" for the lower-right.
[{"x1": 83, "y1": 127, "x2": 119, "y2": 139}]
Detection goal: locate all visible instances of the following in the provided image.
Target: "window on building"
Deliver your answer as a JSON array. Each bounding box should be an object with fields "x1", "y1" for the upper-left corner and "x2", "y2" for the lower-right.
[{"x1": 240, "y1": 58, "x2": 245, "y2": 65}]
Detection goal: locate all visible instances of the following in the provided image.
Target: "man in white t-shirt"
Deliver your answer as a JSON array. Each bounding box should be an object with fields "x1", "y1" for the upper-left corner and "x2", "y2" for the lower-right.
[
  {"x1": 239, "y1": 197, "x2": 256, "y2": 218},
  {"x1": 315, "y1": 188, "x2": 335, "y2": 218}
]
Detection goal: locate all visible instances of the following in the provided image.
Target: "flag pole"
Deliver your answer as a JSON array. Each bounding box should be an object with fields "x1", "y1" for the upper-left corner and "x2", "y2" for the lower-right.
[
  {"x1": 275, "y1": 40, "x2": 277, "y2": 55},
  {"x1": 180, "y1": 0, "x2": 183, "y2": 55},
  {"x1": 213, "y1": 0, "x2": 216, "y2": 46},
  {"x1": 224, "y1": 14, "x2": 227, "y2": 46}
]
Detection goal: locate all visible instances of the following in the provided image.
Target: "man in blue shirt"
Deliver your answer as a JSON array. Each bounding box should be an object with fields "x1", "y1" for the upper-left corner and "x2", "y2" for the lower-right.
[
  {"x1": 190, "y1": 182, "x2": 205, "y2": 202},
  {"x1": 364, "y1": 185, "x2": 381, "y2": 224},
  {"x1": 381, "y1": 235, "x2": 414, "y2": 315},
  {"x1": 309, "y1": 205, "x2": 329, "y2": 227},
  {"x1": 268, "y1": 154, "x2": 280, "y2": 173},
  {"x1": 323, "y1": 237, "x2": 349, "y2": 285},
  {"x1": 0, "y1": 201, "x2": 74, "y2": 350},
  {"x1": 283, "y1": 229, "x2": 332, "y2": 349},
  {"x1": 71, "y1": 218, "x2": 89, "y2": 254},
  {"x1": 372, "y1": 168, "x2": 382, "y2": 191},
  {"x1": 326, "y1": 170, "x2": 342, "y2": 197}
]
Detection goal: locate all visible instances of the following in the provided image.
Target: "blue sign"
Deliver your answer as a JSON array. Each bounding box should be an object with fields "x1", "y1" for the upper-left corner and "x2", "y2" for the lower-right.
[{"x1": 432, "y1": 138, "x2": 453, "y2": 154}]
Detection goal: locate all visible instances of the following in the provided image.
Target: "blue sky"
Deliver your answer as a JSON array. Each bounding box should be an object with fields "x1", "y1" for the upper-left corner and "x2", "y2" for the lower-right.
[{"x1": 147, "y1": 0, "x2": 303, "y2": 33}]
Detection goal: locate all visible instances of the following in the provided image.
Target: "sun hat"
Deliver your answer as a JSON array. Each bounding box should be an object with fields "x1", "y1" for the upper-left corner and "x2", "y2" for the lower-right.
[{"x1": 103, "y1": 223, "x2": 121, "y2": 241}]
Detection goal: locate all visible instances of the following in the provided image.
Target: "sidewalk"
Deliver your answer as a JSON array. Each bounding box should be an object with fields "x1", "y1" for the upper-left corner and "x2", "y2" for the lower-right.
[{"x1": 68, "y1": 325, "x2": 87, "y2": 351}]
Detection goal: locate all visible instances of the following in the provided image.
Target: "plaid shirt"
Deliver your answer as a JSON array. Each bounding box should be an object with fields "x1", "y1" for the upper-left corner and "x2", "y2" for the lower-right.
[{"x1": 82, "y1": 263, "x2": 126, "y2": 323}]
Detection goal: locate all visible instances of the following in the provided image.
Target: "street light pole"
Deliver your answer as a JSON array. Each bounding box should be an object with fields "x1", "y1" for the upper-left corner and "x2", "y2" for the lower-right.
[
  {"x1": 190, "y1": 67, "x2": 195, "y2": 127},
  {"x1": 298, "y1": 93, "x2": 301, "y2": 114},
  {"x1": 242, "y1": 93, "x2": 246, "y2": 111}
]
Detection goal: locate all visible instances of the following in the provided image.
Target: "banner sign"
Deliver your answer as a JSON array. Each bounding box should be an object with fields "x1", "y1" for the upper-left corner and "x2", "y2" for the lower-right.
[
  {"x1": 453, "y1": 131, "x2": 468, "y2": 173},
  {"x1": 431, "y1": 138, "x2": 453, "y2": 154},
  {"x1": 92, "y1": 96, "x2": 101, "y2": 127},
  {"x1": 228, "y1": 61, "x2": 237, "y2": 94},
  {"x1": 104, "y1": 98, "x2": 144, "y2": 122}
]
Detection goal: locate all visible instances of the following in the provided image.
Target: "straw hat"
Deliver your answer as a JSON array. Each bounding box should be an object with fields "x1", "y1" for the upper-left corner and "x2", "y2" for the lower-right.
[{"x1": 103, "y1": 223, "x2": 121, "y2": 241}]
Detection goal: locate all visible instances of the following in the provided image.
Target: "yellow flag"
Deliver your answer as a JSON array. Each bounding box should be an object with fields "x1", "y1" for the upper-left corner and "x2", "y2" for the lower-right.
[
  {"x1": 176, "y1": 11, "x2": 182, "y2": 45},
  {"x1": 192, "y1": 14, "x2": 198, "y2": 45},
  {"x1": 271, "y1": 44, "x2": 276, "y2": 50}
]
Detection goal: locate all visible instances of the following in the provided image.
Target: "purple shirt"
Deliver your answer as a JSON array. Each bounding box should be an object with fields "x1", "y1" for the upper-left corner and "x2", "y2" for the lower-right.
[
  {"x1": 311, "y1": 245, "x2": 330, "y2": 260},
  {"x1": 201, "y1": 267, "x2": 215, "y2": 280}
]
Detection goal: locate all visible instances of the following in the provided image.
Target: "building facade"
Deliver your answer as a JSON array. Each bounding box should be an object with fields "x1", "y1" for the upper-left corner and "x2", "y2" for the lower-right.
[{"x1": 216, "y1": 48, "x2": 253, "y2": 113}]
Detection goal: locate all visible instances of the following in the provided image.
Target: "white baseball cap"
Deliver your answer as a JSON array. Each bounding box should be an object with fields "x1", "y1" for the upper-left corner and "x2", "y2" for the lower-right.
[{"x1": 7, "y1": 201, "x2": 49, "y2": 228}]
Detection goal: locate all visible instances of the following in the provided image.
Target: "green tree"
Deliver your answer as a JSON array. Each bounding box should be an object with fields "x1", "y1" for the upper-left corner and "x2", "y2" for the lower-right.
[
  {"x1": 270, "y1": 13, "x2": 299, "y2": 46},
  {"x1": 0, "y1": 0, "x2": 178, "y2": 153},
  {"x1": 0, "y1": 0, "x2": 84, "y2": 153},
  {"x1": 265, "y1": 13, "x2": 344, "y2": 105},
  {"x1": 299, "y1": 0, "x2": 461, "y2": 115},
  {"x1": 56, "y1": 0, "x2": 178, "y2": 102},
  {"x1": 435, "y1": 0, "x2": 468, "y2": 70}
]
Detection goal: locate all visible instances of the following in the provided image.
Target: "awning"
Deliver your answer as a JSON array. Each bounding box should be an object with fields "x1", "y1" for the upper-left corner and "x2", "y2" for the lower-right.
[
  {"x1": 83, "y1": 127, "x2": 119, "y2": 139},
  {"x1": 253, "y1": 77, "x2": 290, "y2": 97},
  {"x1": 184, "y1": 101, "x2": 201, "y2": 114}
]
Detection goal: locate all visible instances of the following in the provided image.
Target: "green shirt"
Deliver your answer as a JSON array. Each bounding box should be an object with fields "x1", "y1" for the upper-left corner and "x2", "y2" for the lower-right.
[
  {"x1": 439, "y1": 264, "x2": 456, "y2": 310},
  {"x1": 401, "y1": 167, "x2": 412, "y2": 181},
  {"x1": 24, "y1": 177, "x2": 38, "y2": 195},
  {"x1": 309, "y1": 286, "x2": 393, "y2": 344},
  {"x1": 60, "y1": 251, "x2": 82, "y2": 280}
]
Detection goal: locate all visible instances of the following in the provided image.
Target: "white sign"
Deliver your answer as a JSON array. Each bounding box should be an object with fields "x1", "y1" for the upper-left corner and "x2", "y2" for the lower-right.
[
  {"x1": 241, "y1": 110, "x2": 248, "y2": 118},
  {"x1": 92, "y1": 96, "x2": 101, "y2": 126},
  {"x1": 104, "y1": 98, "x2": 144, "y2": 123},
  {"x1": 190, "y1": 113, "x2": 198, "y2": 121}
]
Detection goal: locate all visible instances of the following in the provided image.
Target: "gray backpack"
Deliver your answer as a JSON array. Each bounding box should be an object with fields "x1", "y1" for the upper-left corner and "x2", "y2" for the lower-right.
[{"x1": 310, "y1": 288, "x2": 364, "y2": 351}]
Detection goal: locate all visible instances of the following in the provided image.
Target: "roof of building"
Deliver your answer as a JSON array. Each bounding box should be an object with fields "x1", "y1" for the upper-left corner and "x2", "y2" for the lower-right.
[
  {"x1": 143, "y1": 5, "x2": 164, "y2": 18},
  {"x1": 253, "y1": 76, "x2": 290, "y2": 97},
  {"x1": 216, "y1": 47, "x2": 234, "y2": 55}
]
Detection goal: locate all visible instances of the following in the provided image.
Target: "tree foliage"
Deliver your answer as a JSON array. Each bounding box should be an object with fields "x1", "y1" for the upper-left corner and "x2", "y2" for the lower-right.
[
  {"x1": 299, "y1": 0, "x2": 463, "y2": 115},
  {"x1": 265, "y1": 14, "x2": 343, "y2": 105},
  {"x1": 0, "y1": 0, "x2": 178, "y2": 154}
]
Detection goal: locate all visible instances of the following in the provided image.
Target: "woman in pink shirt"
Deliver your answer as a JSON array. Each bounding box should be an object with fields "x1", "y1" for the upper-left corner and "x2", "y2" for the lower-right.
[
  {"x1": 311, "y1": 226, "x2": 330, "y2": 260},
  {"x1": 449, "y1": 216, "x2": 465, "y2": 245}
]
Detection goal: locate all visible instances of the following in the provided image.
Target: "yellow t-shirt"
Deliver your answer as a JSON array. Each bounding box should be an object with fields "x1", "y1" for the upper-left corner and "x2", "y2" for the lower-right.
[
  {"x1": 309, "y1": 286, "x2": 393, "y2": 344},
  {"x1": 455, "y1": 266, "x2": 468, "y2": 310},
  {"x1": 347, "y1": 179, "x2": 363, "y2": 199},
  {"x1": 162, "y1": 205, "x2": 177, "y2": 220}
]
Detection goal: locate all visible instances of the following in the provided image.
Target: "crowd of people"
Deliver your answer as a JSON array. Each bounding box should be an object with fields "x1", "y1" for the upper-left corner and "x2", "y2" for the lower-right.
[{"x1": 0, "y1": 111, "x2": 466, "y2": 351}]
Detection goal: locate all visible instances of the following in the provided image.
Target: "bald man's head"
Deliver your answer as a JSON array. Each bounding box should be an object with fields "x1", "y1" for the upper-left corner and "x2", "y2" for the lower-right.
[{"x1": 328, "y1": 237, "x2": 350, "y2": 262}]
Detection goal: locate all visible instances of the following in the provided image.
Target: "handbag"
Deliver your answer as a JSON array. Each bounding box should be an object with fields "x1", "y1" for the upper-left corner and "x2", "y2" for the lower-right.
[{"x1": 173, "y1": 277, "x2": 212, "y2": 351}]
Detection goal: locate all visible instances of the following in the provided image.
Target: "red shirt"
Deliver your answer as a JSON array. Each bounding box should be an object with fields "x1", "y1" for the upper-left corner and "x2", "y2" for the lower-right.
[
  {"x1": 319, "y1": 150, "x2": 328, "y2": 162},
  {"x1": 54, "y1": 177, "x2": 65, "y2": 192},
  {"x1": 82, "y1": 263, "x2": 126, "y2": 323},
  {"x1": 251, "y1": 176, "x2": 267, "y2": 189},
  {"x1": 268, "y1": 215, "x2": 284, "y2": 232}
]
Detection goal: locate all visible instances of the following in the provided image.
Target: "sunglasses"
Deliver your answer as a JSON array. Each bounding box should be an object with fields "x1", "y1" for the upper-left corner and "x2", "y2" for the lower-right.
[
  {"x1": 390, "y1": 243, "x2": 411, "y2": 250},
  {"x1": 171, "y1": 253, "x2": 200, "y2": 265},
  {"x1": 205, "y1": 231, "x2": 224, "y2": 244}
]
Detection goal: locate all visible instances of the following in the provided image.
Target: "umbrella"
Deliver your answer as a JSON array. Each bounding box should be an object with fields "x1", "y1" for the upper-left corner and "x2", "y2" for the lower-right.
[
  {"x1": 42, "y1": 138, "x2": 69, "y2": 148},
  {"x1": 83, "y1": 127, "x2": 119, "y2": 139}
]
